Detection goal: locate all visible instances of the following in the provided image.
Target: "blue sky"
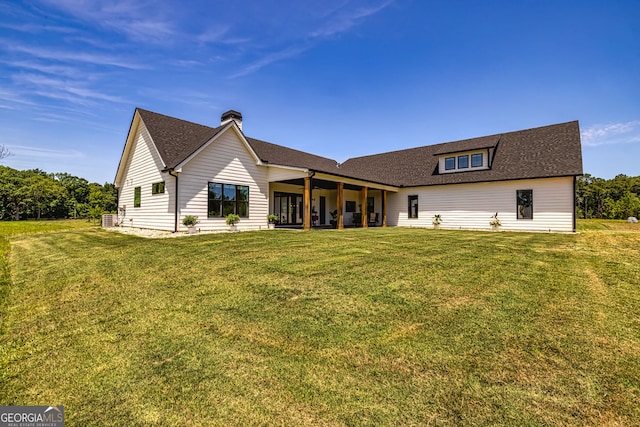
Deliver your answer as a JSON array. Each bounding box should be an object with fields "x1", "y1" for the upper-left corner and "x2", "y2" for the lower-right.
[{"x1": 1, "y1": 0, "x2": 639, "y2": 183}]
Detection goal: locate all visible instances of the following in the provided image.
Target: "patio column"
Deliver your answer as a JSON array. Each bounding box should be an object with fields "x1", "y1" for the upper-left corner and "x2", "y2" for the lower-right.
[
  {"x1": 382, "y1": 190, "x2": 387, "y2": 227},
  {"x1": 361, "y1": 186, "x2": 368, "y2": 228},
  {"x1": 303, "y1": 176, "x2": 311, "y2": 230},
  {"x1": 337, "y1": 182, "x2": 344, "y2": 229}
]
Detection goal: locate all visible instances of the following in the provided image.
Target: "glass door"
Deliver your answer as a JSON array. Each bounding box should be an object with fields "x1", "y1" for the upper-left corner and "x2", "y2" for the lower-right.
[{"x1": 274, "y1": 192, "x2": 303, "y2": 225}]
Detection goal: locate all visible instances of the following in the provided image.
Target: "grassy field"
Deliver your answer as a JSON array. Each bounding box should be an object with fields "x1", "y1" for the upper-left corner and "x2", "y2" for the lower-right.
[{"x1": 1, "y1": 220, "x2": 639, "y2": 425}]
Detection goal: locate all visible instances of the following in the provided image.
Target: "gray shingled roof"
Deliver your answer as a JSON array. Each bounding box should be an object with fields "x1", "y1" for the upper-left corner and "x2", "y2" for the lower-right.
[
  {"x1": 246, "y1": 137, "x2": 339, "y2": 175},
  {"x1": 137, "y1": 108, "x2": 225, "y2": 169},
  {"x1": 134, "y1": 108, "x2": 582, "y2": 187},
  {"x1": 339, "y1": 121, "x2": 583, "y2": 187}
]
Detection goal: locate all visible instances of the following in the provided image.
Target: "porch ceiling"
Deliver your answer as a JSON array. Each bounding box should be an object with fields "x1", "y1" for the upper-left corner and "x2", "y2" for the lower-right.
[{"x1": 279, "y1": 178, "x2": 363, "y2": 191}]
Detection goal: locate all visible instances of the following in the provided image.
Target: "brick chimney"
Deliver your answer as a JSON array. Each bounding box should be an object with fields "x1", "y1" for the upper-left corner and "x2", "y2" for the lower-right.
[{"x1": 221, "y1": 110, "x2": 242, "y2": 130}]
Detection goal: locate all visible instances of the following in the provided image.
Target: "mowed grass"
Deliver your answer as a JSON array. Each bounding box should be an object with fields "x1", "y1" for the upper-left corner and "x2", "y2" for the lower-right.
[
  {"x1": 1, "y1": 222, "x2": 639, "y2": 425},
  {"x1": 0, "y1": 220, "x2": 96, "y2": 327}
]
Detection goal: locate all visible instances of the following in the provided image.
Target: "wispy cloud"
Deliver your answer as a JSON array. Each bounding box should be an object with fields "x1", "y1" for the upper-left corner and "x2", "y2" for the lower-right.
[
  {"x1": 0, "y1": 87, "x2": 39, "y2": 107},
  {"x1": 0, "y1": 22, "x2": 76, "y2": 33},
  {"x1": 5, "y1": 144, "x2": 84, "y2": 159},
  {"x1": 230, "y1": 45, "x2": 310, "y2": 79},
  {"x1": 230, "y1": 1, "x2": 394, "y2": 78},
  {"x1": 6, "y1": 43, "x2": 146, "y2": 70},
  {"x1": 309, "y1": 0, "x2": 394, "y2": 38},
  {"x1": 38, "y1": 0, "x2": 176, "y2": 43},
  {"x1": 581, "y1": 120, "x2": 640, "y2": 147},
  {"x1": 12, "y1": 73, "x2": 129, "y2": 105},
  {"x1": 0, "y1": 59, "x2": 83, "y2": 78}
]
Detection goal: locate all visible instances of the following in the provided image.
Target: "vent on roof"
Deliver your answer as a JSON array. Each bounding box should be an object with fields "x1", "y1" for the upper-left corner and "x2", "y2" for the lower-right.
[{"x1": 221, "y1": 110, "x2": 243, "y2": 130}]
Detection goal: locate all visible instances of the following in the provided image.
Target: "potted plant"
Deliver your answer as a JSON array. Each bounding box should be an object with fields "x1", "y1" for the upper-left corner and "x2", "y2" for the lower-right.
[
  {"x1": 267, "y1": 214, "x2": 278, "y2": 229},
  {"x1": 182, "y1": 215, "x2": 199, "y2": 234},
  {"x1": 432, "y1": 214, "x2": 442, "y2": 229},
  {"x1": 489, "y1": 212, "x2": 501, "y2": 230},
  {"x1": 329, "y1": 209, "x2": 338, "y2": 229},
  {"x1": 226, "y1": 213, "x2": 240, "y2": 231}
]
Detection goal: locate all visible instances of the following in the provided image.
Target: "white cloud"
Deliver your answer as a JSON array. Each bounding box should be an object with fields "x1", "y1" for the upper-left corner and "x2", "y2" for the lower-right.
[
  {"x1": 12, "y1": 73, "x2": 129, "y2": 105},
  {"x1": 7, "y1": 43, "x2": 145, "y2": 70},
  {"x1": 229, "y1": 1, "x2": 394, "y2": 78},
  {"x1": 309, "y1": 0, "x2": 394, "y2": 38},
  {"x1": 230, "y1": 45, "x2": 310, "y2": 79},
  {"x1": 5, "y1": 144, "x2": 84, "y2": 159},
  {"x1": 38, "y1": 0, "x2": 176, "y2": 43},
  {"x1": 581, "y1": 120, "x2": 640, "y2": 147}
]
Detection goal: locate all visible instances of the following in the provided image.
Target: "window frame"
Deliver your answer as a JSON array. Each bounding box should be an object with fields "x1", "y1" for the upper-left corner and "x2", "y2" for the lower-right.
[
  {"x1": 134, "y1": 186, "x2": 141, "y2": 208},
  {"x1": 457, "y1": 155, "x2": 469, "y2": 169},
  {"x1": 516, "y1": 189, "x2": 533, "y2": 220},
  {"x1": 471, "y1": 153, "x2": 483, "y2": 168},
  {"x1": 408, "y1": 195, "x2": 418, "y2": 219},
  {"x1": 151, "y1": 181, "x2": 165, "y2": 194},
  {"x1": 345, "y1": 201, "x2": 356, "y2": 213},
  {"x1": 208, "y1": 182, "x2": 249, "y2": 218},
  {"x1": 444, "y1": 157, "x2": 455, "y2": 170}
]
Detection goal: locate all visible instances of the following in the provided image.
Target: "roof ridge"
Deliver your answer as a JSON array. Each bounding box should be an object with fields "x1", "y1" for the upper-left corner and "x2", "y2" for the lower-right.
[
  {"x1": 246, "y1": 136, "x2": 340, "y2": 165},
  {"x1": 136, "y1": 107, "x2": 219, "y2": 131}
]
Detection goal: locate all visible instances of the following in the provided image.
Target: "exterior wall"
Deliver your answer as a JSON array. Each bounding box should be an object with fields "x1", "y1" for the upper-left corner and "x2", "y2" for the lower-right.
[
  {"x1": 387, "y1": 177, "x2": 575, "y2": 232},
  {"x1": 117, "y1": 123, "x2": 175, "y2": 230},
  {"x1": 178, "y1": 129, "x2": 269, "y2": 231},
  {"x1": 267, "y1": 167, "x2": 307, "y2": 183}
]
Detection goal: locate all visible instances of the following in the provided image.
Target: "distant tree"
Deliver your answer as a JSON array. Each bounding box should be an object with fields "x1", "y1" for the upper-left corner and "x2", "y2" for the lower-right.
[
  {"x1": 87, "y1": 205, "x2": 104, "y2": 224},
  {"x1": 19, "y1": 171, "x2": 67, "y2": 220},
  {"x1": 55, "y1": 173, "x2": 89, "y2": 218},
  {"x1": 0, "y1": 144, "x2": 11, "y2": 160},
  {"x1": 577, "y1": 173, "x2": 640, "y2": 219}
]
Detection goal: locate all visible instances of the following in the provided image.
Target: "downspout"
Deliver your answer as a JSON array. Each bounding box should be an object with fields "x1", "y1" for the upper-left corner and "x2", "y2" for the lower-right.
[
  {"x1": 168, "y1": 169, "x2": 179, "y2": 233},
  {"x1": 573, "y1": 176, "x2": 577, "y2": 232}
]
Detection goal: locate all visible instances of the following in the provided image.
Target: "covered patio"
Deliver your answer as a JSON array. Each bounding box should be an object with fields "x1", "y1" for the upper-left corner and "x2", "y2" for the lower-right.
[{"x1": 269, "y1": 172, "x2": 398, "y2": 230}]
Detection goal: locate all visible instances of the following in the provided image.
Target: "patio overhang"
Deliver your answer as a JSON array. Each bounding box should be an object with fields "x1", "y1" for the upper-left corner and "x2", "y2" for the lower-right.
[{"x1": 271, "y1": 171, "x2": 397, "y2": 231}]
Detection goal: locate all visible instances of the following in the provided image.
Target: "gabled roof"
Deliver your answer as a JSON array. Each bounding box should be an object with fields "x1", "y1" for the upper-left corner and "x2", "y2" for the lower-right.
[
  {"x1": 246, "y1": 137, "x2": 339, "y2": 174},
  {"x1": 123, "y1": 108, "x2": 582, "y2": 188},
  {"x1": 136, "y1": 108, "x2": 225, "y2": 169},
  {"x1": 339, "y1": 121, "x2": 583, "y2": 187}
]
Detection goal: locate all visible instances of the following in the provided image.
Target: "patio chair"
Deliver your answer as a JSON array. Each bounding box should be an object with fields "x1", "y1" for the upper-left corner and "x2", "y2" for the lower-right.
[{"x1": 368, "y1": 212, "x2": 379, "y2": 227}]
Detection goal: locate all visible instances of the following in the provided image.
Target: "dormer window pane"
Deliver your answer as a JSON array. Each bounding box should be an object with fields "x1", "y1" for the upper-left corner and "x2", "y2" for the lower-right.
[
  {"x1": 445, "y1": 157, "x2": 455, "y2": 170},
  {"x1": 458, "y1": 155, "x2": 469, "y2": 168},
  {"x1": 471, "y1": 153, "x2": 483, "y2": 167}
]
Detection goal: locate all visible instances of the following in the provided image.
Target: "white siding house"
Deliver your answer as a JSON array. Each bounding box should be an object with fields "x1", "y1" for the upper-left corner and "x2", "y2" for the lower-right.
[
  {"x1": 388, "y1": 177, "x2": 575, "y2": 232},
  {"x1": 115, "y1": 108, "x2": 583, "y2": 233}
]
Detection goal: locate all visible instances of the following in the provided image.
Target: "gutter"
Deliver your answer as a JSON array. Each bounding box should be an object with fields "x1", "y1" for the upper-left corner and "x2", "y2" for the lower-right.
[{"x1": 167, "y1": 169, "x2": 179, "y2": 232}]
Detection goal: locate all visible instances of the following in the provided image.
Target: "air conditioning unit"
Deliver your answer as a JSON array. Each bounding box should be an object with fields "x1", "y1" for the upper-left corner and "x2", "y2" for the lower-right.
[{"x1": 102, "y1": 214, "x2": 119, "y2": 228}]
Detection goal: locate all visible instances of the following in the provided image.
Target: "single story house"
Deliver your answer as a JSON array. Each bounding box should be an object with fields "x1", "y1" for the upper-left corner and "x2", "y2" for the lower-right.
[{"x1": 114, "y1": 108, "x2": 583, "y2": 232}]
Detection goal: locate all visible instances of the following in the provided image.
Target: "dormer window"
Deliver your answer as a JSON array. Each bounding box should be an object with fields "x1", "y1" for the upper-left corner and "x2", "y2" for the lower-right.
[
  {"x1": 471, "y1": 153, "x2": 483, "y2": 167},
  {"x1": 458, "y1": 155, "x2": 469, "y2": 169},
  {"x1": 445, "y1": 157, "x2": 455, "y2": 170},
  {"x1": 438, "y1": 149, "x2": 489, "y2": 173}
]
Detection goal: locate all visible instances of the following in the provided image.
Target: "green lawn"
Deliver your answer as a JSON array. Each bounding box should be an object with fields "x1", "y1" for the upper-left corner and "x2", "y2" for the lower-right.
[{"x1": 1, "y1": 221, "x2": 639, "y2": 425}]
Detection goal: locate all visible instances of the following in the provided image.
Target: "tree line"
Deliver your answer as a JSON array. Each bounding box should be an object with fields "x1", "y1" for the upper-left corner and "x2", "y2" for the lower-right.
[
  {"x1": 0, "y1": 166, "x2": 117, "y2": 221},
  {"x1": 0, "y1": 164, "x2": 638, "y2": 221},
  {"x1": 576, "y1": 174, "x2": 640, "y2": 219}
]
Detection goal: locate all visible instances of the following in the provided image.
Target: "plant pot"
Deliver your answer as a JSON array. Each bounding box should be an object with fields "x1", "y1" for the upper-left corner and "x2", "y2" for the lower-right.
[
  {"x1": 268, "y1": 223, "x2": 275, "y2": 229},
  {"x1": 229, "y1": 224, "x2": 237, "y2": 232},
  {"x1": 433, "y1": 224, "x2": 440, "y2": 230},
  {"x1": 187, "y1": 226, "x2": 196, "y2": 234},
  {"x1": 491, "y1": 225, "x2": 500, "y2": 231}
]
